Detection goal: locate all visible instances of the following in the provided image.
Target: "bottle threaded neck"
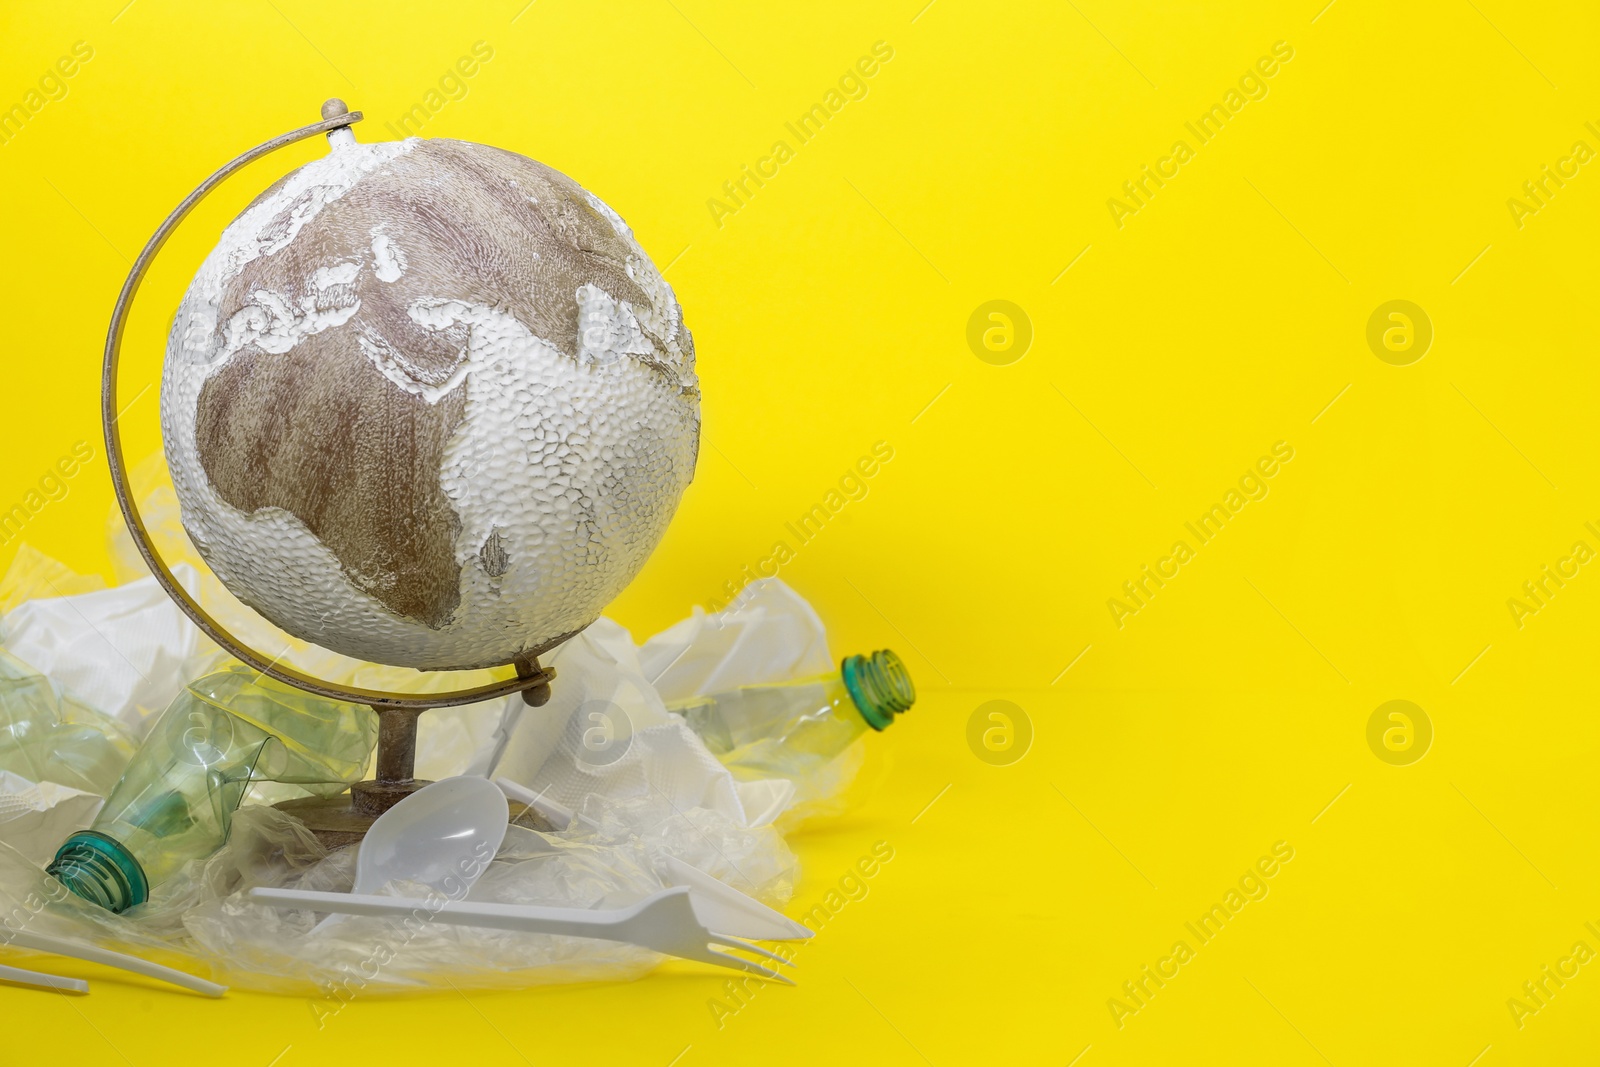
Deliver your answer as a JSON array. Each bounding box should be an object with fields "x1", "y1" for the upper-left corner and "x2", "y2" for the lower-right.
[
  {"x1": 47, "y1": 831, "x2": 148, "y2": 914},
  {"x1": 841, "y1": 650, "x2": 916, "y2": 730}
]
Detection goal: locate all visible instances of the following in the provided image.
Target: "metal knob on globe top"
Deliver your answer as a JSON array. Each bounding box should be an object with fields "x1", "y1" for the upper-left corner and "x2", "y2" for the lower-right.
[{"x1": 100, "y1": 100, "x2": 701, "y2": 844}]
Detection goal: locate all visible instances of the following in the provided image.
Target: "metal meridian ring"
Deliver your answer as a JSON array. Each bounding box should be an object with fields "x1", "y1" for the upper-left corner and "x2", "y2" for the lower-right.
[{"x1": 100, "y1": 104, "x2": 555, "y2": 710}]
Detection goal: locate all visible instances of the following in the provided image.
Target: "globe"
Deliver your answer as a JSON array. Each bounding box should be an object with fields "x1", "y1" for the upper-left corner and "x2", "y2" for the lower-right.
[{"x1": 161, "y1": 134, "x2": 700, "y2": 672}]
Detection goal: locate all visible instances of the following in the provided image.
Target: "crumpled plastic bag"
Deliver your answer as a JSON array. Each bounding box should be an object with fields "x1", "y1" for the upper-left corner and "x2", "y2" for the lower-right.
[
  {"x1": 639, "y1": 579, "x2": 835, "y2": 701},
  {"x1": 0, "y1": 771, "x2": 103, "y2": 866},
  {"x1": 490, "y1": 578, "x2": 873, "y2": 831},
  {"x1": 0, "y1": 646, "x2": 135, "y2": 795},
  {"x1": 0, "y1": 544, "x2": 106, "y2": 616},
  {"x1": 488, "y1": 617, "x2": 794, "y2": 828},
  {"x1": 2, "y1": 564, "x2": 205, "y2": 733},
  {"x1": 0, "y1": 792, "x2": 793, "y2": 995},
  {"x1": 0, "y1": 571, "x2": 835, "y2": 995},
  {"x1": 0, "y1": 465, "x2": 872, "y2": 994}
]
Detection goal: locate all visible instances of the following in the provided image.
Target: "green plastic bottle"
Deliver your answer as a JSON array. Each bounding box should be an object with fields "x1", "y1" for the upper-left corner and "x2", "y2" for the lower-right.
[
  {"x1": 666, "y1": 650, "x2": 914, "y2": 778},
  {"x1": 47, "y1": 664, "x2": 377, "y2": 913}
]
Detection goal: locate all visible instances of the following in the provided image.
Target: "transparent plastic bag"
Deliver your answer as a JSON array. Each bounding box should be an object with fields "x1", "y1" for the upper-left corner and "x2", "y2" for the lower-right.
[
  {"x1": 0, "y1": 647, "x2": 135, "y2": 796},
  {"x1": 0, "y1": 544, "x2": 106, "y2": 617},
  {"x1": 3, "y1": 565, "x2": 207, "y2": 734},
  {"x1": 0, "y1": 788, "x2": 797, "y2": 995},
  {"x1": 0, "y1": 482, "x2": 858, "y2": 992}
]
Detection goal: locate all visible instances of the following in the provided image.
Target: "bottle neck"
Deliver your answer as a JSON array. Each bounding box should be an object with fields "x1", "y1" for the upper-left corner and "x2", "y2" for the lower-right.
[
  {"x1": 47, "y1": 831, "x2": 148, "y2": 914},
  {"x1": 841, "y1": 650, "x2": 916, "y2": 731}
]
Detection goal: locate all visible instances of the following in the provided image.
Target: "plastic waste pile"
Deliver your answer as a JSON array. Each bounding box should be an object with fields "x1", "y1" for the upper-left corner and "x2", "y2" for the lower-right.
[{"x1": 0, "y1": 482, "x2": 913, "y2": 995}]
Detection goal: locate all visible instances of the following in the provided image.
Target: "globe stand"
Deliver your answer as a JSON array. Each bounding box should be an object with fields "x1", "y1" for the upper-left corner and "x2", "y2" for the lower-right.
[
  {"x1": 274, "y1": 652, "x2": 556, "y2": 847},
  {"x1": 275, "y1": 677, "x2": 555, "y2": 848},
  {"x1": 101, "y1": 100, "x2": 570, "y2": 848}
]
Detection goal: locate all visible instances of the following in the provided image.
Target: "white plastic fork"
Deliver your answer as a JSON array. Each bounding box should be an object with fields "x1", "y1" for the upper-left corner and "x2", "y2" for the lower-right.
[
  {"x1": 494, "y1": 776, "x2": 812, "y2": 942},
  {"x1": 655, "y1": 856, "x2": 811, "y2": 941},
  {"x1": 251, "y1": 884, "x2": 797, "y2": 983}
]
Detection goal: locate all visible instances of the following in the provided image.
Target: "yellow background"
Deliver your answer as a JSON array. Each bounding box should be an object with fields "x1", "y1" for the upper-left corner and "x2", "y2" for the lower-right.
[{"x1": 2, "y1": 0, "x2": 1599, "y2": 1062}]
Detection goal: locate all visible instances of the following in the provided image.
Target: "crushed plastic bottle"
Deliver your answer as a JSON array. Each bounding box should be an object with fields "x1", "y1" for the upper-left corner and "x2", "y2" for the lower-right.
[
  {"x1": 665, "y1": 649, "x2": 914, "y2": 780},
  {"x1": 0, "y1": 647, "x2": 135, "y2": 796},
  {"x1": 47, "y1": 664, "x2": 377, "y2": 913}
]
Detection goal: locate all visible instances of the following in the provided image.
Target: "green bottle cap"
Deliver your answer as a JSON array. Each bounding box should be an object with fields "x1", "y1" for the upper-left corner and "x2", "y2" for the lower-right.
[
  {"x1": 841, "y1": 649, "x2": 916, "y2": 731},
  {"x1": 47, "y1": 831, "x2": 149, "y2": 914}
]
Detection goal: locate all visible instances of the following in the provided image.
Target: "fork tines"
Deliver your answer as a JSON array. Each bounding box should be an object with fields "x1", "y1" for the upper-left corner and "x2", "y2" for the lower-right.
[{"x1": 702, "y1": 933, "x2": 798, "y2": 984}]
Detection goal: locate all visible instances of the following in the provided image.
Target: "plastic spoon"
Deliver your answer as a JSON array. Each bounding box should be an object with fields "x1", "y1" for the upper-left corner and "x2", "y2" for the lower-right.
[
  {"x1": 313, "y1": 776, "x2": 509, "y2": 934},
  {"x1": 497, "y1": 778, "x2": 586, "y2": 832}
]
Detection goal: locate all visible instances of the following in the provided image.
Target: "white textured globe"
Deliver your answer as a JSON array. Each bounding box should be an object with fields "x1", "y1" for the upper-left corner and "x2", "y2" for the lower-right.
[{"x1": 161, "y1": 135, "x2": 699, "y2": 671}]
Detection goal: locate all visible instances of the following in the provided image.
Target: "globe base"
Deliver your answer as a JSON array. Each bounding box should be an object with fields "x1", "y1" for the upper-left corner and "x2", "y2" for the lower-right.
[
  {"x1": 271, "y1": 660, "x2": 555, "y2": 848},
  {"x1": 273, "y1": 790, "x2": 558, "y2": 850}
]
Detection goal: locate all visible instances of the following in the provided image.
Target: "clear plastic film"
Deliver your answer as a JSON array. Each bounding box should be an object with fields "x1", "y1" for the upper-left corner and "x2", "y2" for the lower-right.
[
  {"x1": 47, "y1": 666, "x2": 379, "y2": 911},
  {"x1": 0, "y1": 483, "x2": 872, "y2": 993},
  {"x1": 0, "y1": 647, "x2": 135, "y2": 796},
  {"x1": 0, "y1": 792, "x2": 796, "y2": 995},
  {"x1": 0, "y1": 544, "x2": 107, "y2": 616}
]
